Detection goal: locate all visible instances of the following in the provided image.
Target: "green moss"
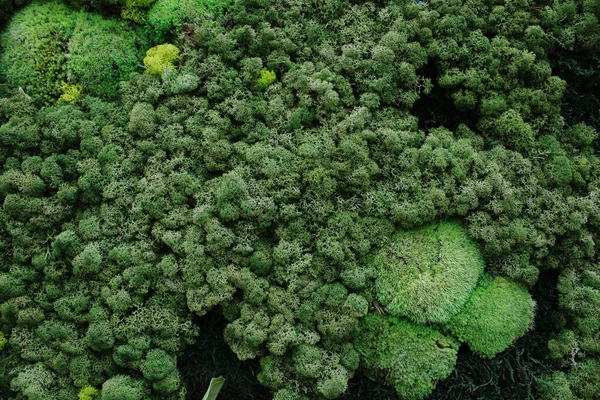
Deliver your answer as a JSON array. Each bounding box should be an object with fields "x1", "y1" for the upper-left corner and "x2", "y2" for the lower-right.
[
  {"x1": 493, "y1": 109, "x2": 535, "y2": 152},
  {"x1": 274, "y1": 389, "x2": 309, "y2": 400},
  {"x1": 568, "y1": 359, "x2": 600, "y2": 399},
  {"x1": 255, "y1": 69, "x2": 276, "y2": 90},
  {"x1": 72, "y1": 244, "x2": 103, "y2": 276},
  {"x1": 121, "y1": 6, "x2": 148, "y2": 23},
  {"x1": 548, "y1": 330, "x2": 578, "y2": 360},
  {"x1": 0, "y1": 2, "x2": 75, "y2": 104},
  {"x1": 146, "y1": 0, "x2": 231, "y2": 42},
  {"x1": 446, "y1": 275, "x2": 535, "y2": 358},
  {"x1": 65, "y1": 13, "x2": 148, "y2": 100},
  {"x1": 0, "y1": 331, "x2": 7, "y2": 351},
  {"x1": 78, "y1": 384, "x2": 100, "y2": 400},
  {"x1": 141, "y1": 349, "x2": 177, "y2": 381},
  {"x1": 143, "y1": 44, "x2": 181, "y2": 75},
  {"x1": 121, "y1": 0, "x2": 157, "y2": 23},
  {"x1": 101, "y1": 375, "x2": 145, "y2": 400},
  {"x1": 58, "y1": 82, "x2": 84, "y2": 104},
  {"x1": 0, "y1": 1, "x2": 148, "y2": 104},
  {"x1": 371, "y1": 221, "x2": 485, "y2": 324},
  {"x1": 538, "y1": 372, "x2": 578, "y2": 400},
  {"x1": 355, "y1": 314, "x2": 459, "y2": 400},
  {"x1": 0, "y1": 0, "x2": 598, "y2": 398}
]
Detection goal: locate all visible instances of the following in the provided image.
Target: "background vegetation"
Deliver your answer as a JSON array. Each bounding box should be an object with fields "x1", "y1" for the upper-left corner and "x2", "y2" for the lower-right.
[{"x1": 0, "y1": 0, "x2": 599, "y2": 399}]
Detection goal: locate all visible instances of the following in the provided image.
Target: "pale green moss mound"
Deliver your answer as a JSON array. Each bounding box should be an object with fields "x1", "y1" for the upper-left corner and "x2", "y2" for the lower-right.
[
  {"x1": 447, "y1": 275, "x2": 535, "y2": 358},
  {"x1": 355, "y1": 314, "x2": 459, "y2": 400},
  {"x1": 143, "y1": 44, "x2": 181, "y2": 75},
  {"x1": 372, "y1": 221, "x2": 485, "y2": 324},
  {"x1": 0, "y1": 1, "x2": 148, "y2": 104}
]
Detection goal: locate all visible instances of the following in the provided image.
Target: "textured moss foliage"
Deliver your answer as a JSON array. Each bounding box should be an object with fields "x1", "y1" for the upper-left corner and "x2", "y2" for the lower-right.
[
  {"x1": 372, "y1": 221, "x2": 484, "y2": 324},
  {"x1": 121, "y1": 0, "x2": 157, "y2": 23},
  {"x1": 143, "y1": 44, "x2": 181, "y2": 75},
  {"x1": 539, "y1": 360, "x2": 600, "y2": 400},
  {"x1": 255, "y1": 69, "x2": 276, "y2": 90},
  {"x1": 567, "y1": 359, "x2": 600, "y2": 399},
  {"x1": 0, "y1": 331, "x2": 7, "y2": 351},
  {"x1": 447, "y1": 275, "x2": 535, "y2": 358},
  {"x1": 146, "y1": 0, "x2": 231, "y2": 42},
  {"x1": 359, "y1": 226, "x2": 533, "y2": 398},
  {"x1": 0, "y1": 1, "x2": 148, "y2": 104},
  {"x1": 0, "y1": 0, "x2": 599, "y2": 398},
  {"x1": 141, "y1": 349, "x2": 180, "y2": 393},
  {"x1": 58, "y1": 82, "x2": 84, "y2": 105},
  {"x1": 355, "y1": 314, "x2": 459, "y2": 400},
  {"x1": 78, "y1": 384, "x2": 100, "y2": 400},
  {"x1": 556, "y1": 263, "x2": 600, "y2": 357},
  {"x1": 101, "y1": 375, "x2": 146, "y2": 400}
]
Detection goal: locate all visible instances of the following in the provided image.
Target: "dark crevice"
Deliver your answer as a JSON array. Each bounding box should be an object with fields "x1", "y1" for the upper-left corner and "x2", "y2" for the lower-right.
[
  {"x1": 178, "y1": 309, "x2": 272, "y2": 400},
  {"x1": 178, "y1": 271, "x2": 561, "y2": 400},
  {"x1": 550, "y1": 51, "x2": 600, "y2": 131},
  {"x1": 429, "y1": 270, "x2": 561, "y2": 400},
  {"x1": 412, "y1": 61, "x2": 479, "y2": 133}
]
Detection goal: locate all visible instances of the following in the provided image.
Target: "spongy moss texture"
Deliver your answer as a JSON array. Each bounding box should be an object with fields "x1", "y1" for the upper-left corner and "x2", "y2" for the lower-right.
[
  {"x1": 146, "y1": 0, "x2": 232, "y2": 42},
  {"x1": 355, "y1": 314, "x2": 459, "y2": 400},
  {"x1": 77, "y1": 384, "x2": 99, "y2": 400},
  {"x1": 447, "y1": 275, "x2": 535, "y2": 358},
  {"x1": 143, "y1": 44, "x2": 181, "y2": 75},
  {"x1": 372, "y1": 221, "x2": 485, "y2": 324},
  {"x1": 0, "y1": 1, "x2": 148, "y2": 104},
  {"x1": 0, "y1": 0, "x2": 598, "y2": 398}
]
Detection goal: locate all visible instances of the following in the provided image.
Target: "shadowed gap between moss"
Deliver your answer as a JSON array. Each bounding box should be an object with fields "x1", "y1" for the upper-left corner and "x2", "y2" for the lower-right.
[
  {"x1": 412, "y1": 62, "x2": 479, "y2": 133},
  {"x1": 178, "y1": 308, "x2": 272, "y2": 400},
  {"x1": 179, "y1": 270, "x2": 559, "y2": 400},
  {"x1": 429, "y1": 269, "x2": 561, "y2": 400}
]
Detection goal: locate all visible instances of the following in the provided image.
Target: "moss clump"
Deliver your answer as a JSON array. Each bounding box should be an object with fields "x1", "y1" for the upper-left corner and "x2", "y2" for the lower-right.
[
  {"x1": 371, "y1": 221, "x2": 484, "y2": 324},
  {"x1": 446, "y1": 275, "x2": 535, "y2": 358},
  {"x1": 101, "y1": 375, "x2": 145, "y2": 400},
  {"x1": 143, "y1": 44, "x2": 181, "y2": 75},
  {"x1": 146, "y1": 0, "x2": 231, "y2": 42},
  {"x1": 0, "y1": 1, "x2": 148, "y2": 104},
  {"x1": 538, "y1": 372, "x2": 578, "y2": 400},
  {"x1": 78, "y1": 384, "x2": 100, "y2": 400},
  {"x1": 58, "y1": 82, "x2": 84, "y2": 104},
  {"x1": 0, "y1": 331, "x2": 7, "y2": 351},
  {"x1": 255, "y1": 69, "x2": 276, "y2": 90},
  {"x1": 355, "y1": 314, "x2": 459, "y2": 400},
  {"x1": 567, "y1": 359, "x2": 600, "y2": 399},
  {"x1": 121, "y1": 0, "x2": 157, "y2": 23}
]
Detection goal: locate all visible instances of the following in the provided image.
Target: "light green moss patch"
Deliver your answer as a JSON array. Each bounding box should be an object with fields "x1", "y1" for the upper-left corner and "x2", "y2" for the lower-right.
[
  {"x1": 355, "y1": 314, "x2": 459, "y2": 400},
  {"x1": 0, "y1": 1, "x2": 148, "y2": 104},
  {"x1": 372, "y1": 221, "x2": 484, "y2": 324},
  {"x1": 143, "y1": 44, "x2": 181, "y2": 75},
  {"x1": 446, "y1": 275, "x2": 535, "y2": 358}
]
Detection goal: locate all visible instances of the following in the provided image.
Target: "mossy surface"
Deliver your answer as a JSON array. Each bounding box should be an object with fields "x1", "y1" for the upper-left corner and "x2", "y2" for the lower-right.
[
  {"x1": 0, "y1": 0, "x2": 597, "y2": 397},
  {"x1": 78, "y1": 384, "x2": 100, "y2": 400},
  {"x1": 146, "y1": 0, "x2": 231, "y2": 42},
  {"x1": 355, "y1": 313, "x2": 459, "y2": 400},
  {"x1": 0, "y1": 1, "x2": 148, "y2": 104},
  {"x1": 255, "y1": 69, "x2": 276, "y2": 90},
  {"x1": 143, "y1": 43, "x2": 181, "y2": 75},
  {"x1": 371, "y1": 221, "x2": 485, "y2": 324},
  {"x1": 447, "y1": 275, "x2": 535, "y2": 358}
]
